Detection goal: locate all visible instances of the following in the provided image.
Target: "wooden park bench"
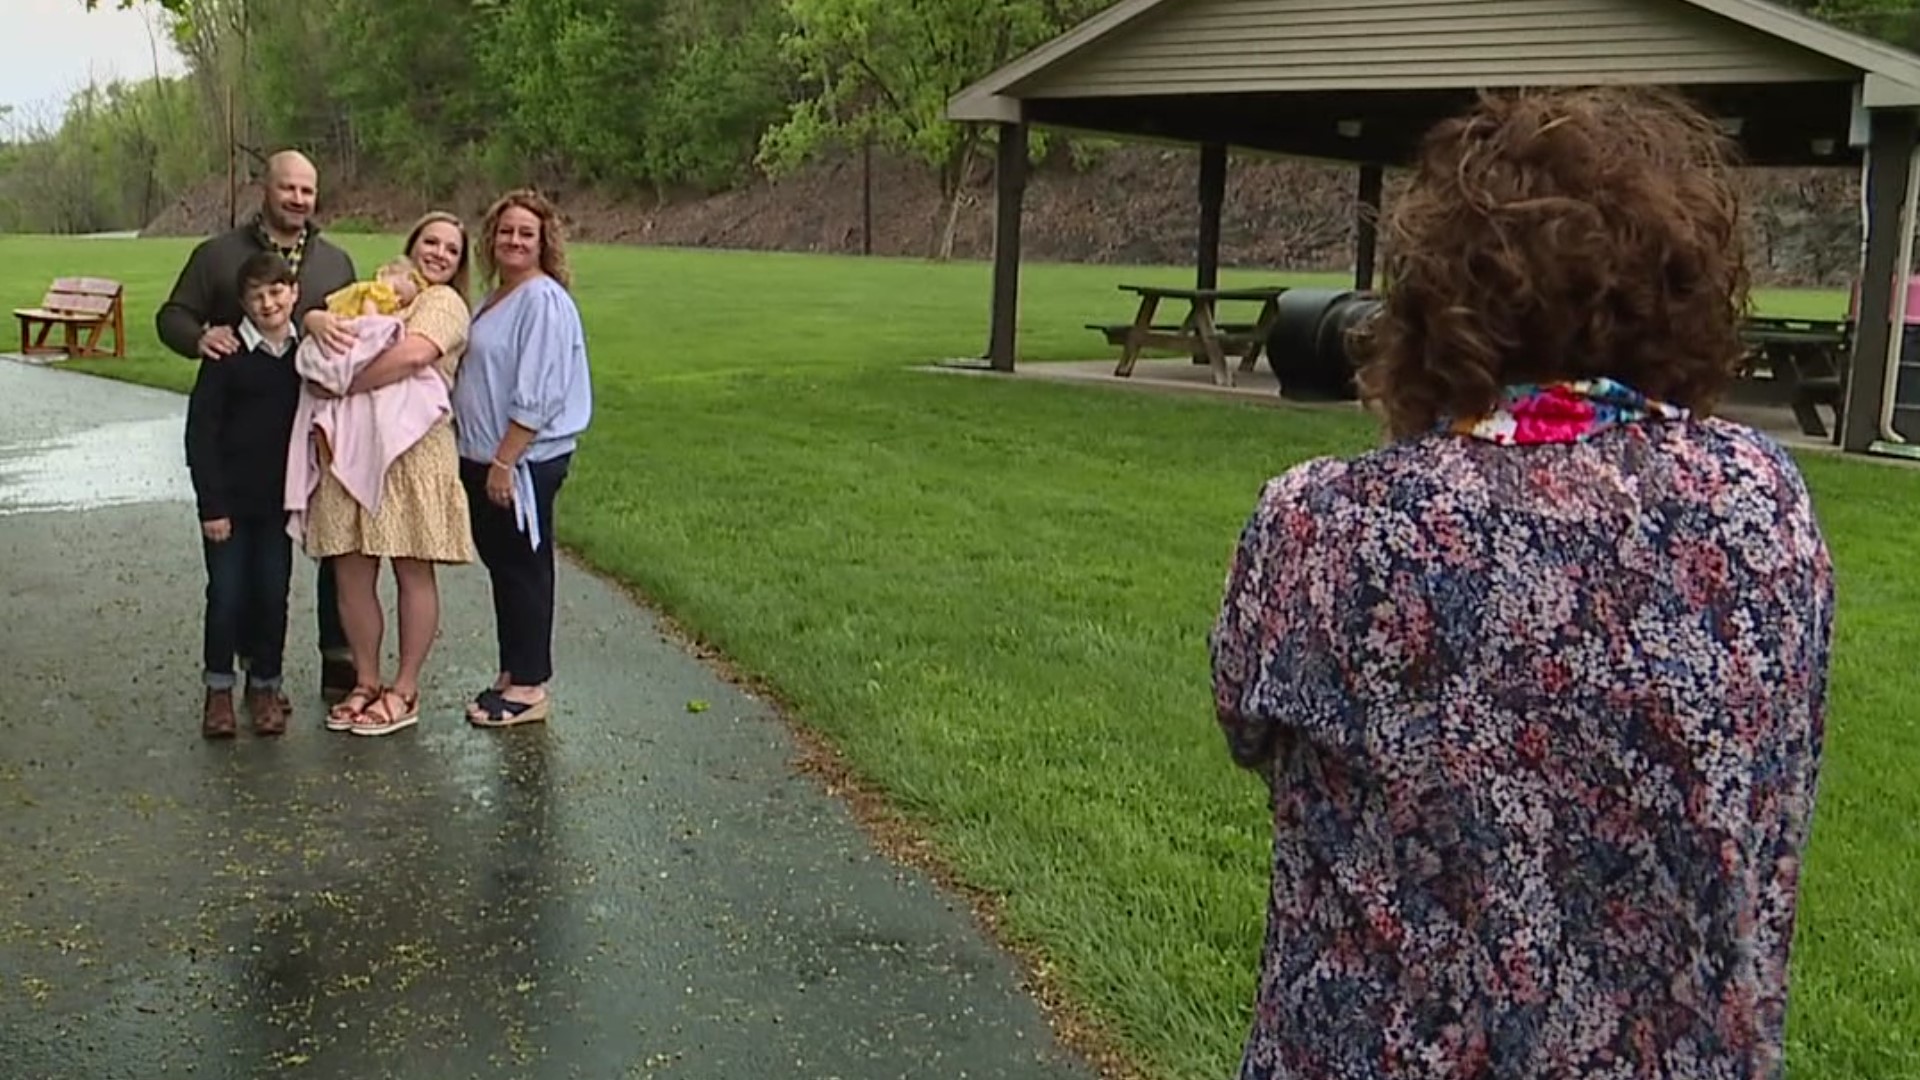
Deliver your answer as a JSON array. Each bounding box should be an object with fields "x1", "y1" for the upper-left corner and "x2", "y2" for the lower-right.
[
  {"x1": 13, "y1": 277, "x2": 127, "y2": 359},
  {"x1": 1086, "y1": 320, "x2": 1263, "y2": 348},
  {"x1": 1086, "y1": 318, "x2": 1268, "y2": 383}
]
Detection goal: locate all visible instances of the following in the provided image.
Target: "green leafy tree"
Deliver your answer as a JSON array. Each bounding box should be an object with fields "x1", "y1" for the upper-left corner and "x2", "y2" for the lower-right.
[
  {"x1": 315, "y1": 0, "x2": 494, "y2": 193},
  {"x1": 80, "y1": 0, "x2": 1920, "y2": 244},
  {"x1": 1776, "y1": 0, "x2": 1920, "y2": 47},
  {"x1": 0, "y1": 75, "x2": 211, "y2": 233},
  {"x1": 760, "y1": 0, "x2": 1107, "y2": 258},
  {"x1": 642, "y1": 0, "x2": 795, "y2": 193},
  {"x1": 478, "y1": 0, "x2": 671, "y2": 189}
]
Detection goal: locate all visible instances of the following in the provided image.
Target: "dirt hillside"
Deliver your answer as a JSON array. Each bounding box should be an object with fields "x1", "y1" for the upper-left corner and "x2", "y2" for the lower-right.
[{"x1": 140, "y1": 146, "x2": 1864, "y2": 287}]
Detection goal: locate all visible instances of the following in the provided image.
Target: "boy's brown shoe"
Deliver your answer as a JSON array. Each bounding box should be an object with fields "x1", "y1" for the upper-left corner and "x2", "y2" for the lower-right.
[
  {"x1": 202, "y1": 689, "x2": 237, "y2": 739},
  {"x1": 247, "y1": 689, "x2": 289, "y2": 736}
]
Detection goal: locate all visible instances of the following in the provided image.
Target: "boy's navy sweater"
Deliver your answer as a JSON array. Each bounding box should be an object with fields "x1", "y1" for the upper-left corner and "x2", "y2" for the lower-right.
[{"x1": 184, "y1": 336, "x2": 301, "y2": 522}]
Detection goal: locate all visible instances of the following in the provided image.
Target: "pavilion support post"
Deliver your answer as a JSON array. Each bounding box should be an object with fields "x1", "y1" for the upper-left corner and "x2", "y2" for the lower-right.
[
  {"x1": 988, "y1": 120, "x2": 1029, "y2": 373},
  {"x1": 1842, "y1": 109, "x2": 1919, "y2": 452},
  {"x1": 1355, "y1": 163, "x2": 1384, "y2": 292},
  {"x1": 1197, "y1": 142, "x2": 1227, "y2": 290}
]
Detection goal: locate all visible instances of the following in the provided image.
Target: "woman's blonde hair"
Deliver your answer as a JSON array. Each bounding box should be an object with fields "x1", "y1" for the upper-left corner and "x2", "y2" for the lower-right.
[
  {"x1": 378, "y1": 256, "x2": 426, "y2": 291},
  {"x1": 478, "y1": 188, "x2": 572, "y2": 290},
  {"x1": 402, "y1": 210, "x2": 472, "y2": 303}
]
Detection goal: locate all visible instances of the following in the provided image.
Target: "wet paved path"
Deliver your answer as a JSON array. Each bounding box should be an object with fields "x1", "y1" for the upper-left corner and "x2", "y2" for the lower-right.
[{"x1": 0, "y1": 361, "x2": 1091, "y2": 1080}]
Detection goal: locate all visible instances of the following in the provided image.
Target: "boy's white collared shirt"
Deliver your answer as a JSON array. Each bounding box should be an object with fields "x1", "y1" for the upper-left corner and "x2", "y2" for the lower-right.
[{"x1": 239, "y1": 319, "x2": 296, "y2": 357}]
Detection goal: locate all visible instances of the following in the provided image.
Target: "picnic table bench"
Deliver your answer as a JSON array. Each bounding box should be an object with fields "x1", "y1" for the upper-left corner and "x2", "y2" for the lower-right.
[
  {"x1": 1091, "y1": 284, "x2": 1287, "y2": 387},
  {"x1": 1739, "y1": 315, "x2": 1846, "y2": 439},
  {"x1": 13, "y1": 277, "x2": 126, "y2": 359}
]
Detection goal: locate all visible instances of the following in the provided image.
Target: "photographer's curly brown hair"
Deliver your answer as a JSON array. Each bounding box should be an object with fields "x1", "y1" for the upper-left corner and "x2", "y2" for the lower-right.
[{"x1": 1354, "y1": 86, "x2": 1752, "y2": 439}]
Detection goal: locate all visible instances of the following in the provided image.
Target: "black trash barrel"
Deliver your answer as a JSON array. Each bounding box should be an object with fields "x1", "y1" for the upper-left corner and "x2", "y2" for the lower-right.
[
  {"x1": 1894, "y1": 322, "x2": 1920, "y2": 442},
  {"x1": 1266, "y1": 288, "x2": 1382, "y2": 401}
]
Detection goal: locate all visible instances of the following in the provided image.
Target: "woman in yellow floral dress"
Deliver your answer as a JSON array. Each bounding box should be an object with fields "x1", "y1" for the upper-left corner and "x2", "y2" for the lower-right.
[{"x1": 297, "y1": 211, "x2": 476, "y2": 735}]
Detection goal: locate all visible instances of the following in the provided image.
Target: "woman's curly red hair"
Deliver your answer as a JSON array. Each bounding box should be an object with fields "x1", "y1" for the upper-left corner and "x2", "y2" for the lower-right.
[{"x1": 1354, "y1": 86, "x2": 1752, "y2": 438}]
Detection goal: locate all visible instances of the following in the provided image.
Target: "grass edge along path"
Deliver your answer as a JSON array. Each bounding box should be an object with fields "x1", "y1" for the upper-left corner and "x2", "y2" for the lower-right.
[{"x1": 589, "y1": 569, "x2": 1156, "y2": 1080}]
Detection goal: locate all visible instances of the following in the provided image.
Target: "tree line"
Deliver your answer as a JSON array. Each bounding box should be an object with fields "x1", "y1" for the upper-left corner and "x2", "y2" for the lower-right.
[
  {"x1": 6, "y1": 0, "x2": 1108, "y2": 237},
  {"x1": 2, "y1": 0, "x2": 1914, "y2": 237}
]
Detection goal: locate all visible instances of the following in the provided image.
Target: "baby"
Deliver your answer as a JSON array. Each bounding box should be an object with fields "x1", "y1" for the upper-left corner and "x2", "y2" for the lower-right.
[
  {"x1": 285, "y1": 256, "x2": 449, "y2": 538},
  {"x1": 324, "y1": 258, "x2": 426, "y2": 320},
  {"x1": 299, "y1": 259, "x2": 428, "y2": 396}
]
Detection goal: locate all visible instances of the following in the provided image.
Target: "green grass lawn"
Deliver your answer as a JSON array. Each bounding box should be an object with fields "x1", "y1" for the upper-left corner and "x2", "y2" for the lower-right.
[{"x1": 3, "y1": 233, "x2": 1915, "y2": 1079}]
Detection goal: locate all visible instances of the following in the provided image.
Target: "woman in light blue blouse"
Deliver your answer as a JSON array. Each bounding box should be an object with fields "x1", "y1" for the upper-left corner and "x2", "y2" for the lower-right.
[{"x1": 452, "y1": 189, "x2": 593, "y2": 726}]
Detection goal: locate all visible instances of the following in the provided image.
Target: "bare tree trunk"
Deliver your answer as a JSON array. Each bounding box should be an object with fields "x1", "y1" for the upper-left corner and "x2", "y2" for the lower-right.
[
  {"x1": 936, "y1": 187, "x2": 968, "y2": 262},
  {"x1": 239, "y1": 0, "x2": 253, "y2": 171},
  {"x1": 74, "y1": 86, "x2": 98, "y2": 234},
  {"x1": 140, "y1": 142, "x2": 157, "y2": 226},
  {"x1": 934, "y1": 135, "x2": 981, "y2": 262},
  {"x1": 862, "y1": 135, "x2": 873, "y2": 256},
  {"x1": 137, "y1": 7, "x2": 164, "y2": 228}
]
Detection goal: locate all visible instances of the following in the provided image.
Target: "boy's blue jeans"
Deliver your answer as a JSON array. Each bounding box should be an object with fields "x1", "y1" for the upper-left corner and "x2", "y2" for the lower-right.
[{"x1": 202, "y1": 515, "x2": 293, "y2": 691}]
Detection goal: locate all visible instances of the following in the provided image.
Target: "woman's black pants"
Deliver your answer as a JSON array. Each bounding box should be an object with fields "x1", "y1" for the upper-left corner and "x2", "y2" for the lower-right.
[{"x1": 460, "y1": 454, "x2": 571, "y2": 685}]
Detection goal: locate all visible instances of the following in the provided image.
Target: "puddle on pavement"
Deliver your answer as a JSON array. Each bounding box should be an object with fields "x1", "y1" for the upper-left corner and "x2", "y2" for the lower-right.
[{"x1": 0, "y1": 415, "x2": 192, "y2": 514}]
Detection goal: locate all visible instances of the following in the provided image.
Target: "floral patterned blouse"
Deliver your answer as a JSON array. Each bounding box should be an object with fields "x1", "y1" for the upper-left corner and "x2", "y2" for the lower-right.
[{"x1": 1211, "y1": 383, "x2": 1834, "y2": 1079}]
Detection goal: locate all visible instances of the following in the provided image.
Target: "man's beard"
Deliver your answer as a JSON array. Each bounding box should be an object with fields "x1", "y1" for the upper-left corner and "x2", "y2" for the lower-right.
[{"x1": 263, "y1": 205, "x2": 306, "y2": 236}]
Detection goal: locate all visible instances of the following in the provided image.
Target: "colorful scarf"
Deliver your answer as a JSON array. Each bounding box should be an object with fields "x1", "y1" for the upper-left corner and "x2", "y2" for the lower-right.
[{"x1": 1446, "y1": 378, "x2": 1689, "y2": 445}]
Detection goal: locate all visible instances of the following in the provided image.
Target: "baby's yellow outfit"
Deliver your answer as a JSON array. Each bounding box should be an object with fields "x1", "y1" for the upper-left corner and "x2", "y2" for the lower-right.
[{"x1": 326, "y1": 279, "x2": 408, "y2": 318}]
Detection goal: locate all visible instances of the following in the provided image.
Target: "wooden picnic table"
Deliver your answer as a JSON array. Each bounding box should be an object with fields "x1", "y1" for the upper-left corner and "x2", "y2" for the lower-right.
[
  {"x1": 1739, "y1": 315, "x2": 1848, "y2": 440},
  {"x1": 1088, "y1": 284, "x2": 1288, "y2": 387}
]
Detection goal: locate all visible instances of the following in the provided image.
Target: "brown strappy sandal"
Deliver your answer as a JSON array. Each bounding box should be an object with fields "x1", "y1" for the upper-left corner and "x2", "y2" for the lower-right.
[
  {"x1": 350, "y1": 687, "x2": 419, "y2": 737},
  {"x1": 326, "y1": 684, "x2": 380, "y2": 732}
]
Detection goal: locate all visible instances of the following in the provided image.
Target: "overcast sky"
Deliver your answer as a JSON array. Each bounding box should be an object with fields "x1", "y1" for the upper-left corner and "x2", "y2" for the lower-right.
[{"x1": 0, "y1": 0, "x2": 187, "y2": 131}]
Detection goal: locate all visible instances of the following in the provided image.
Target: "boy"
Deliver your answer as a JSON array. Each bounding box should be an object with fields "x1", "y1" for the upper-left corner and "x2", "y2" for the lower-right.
[{"x1": 185, "y1": 251, "x2": 303, "y2": 738}]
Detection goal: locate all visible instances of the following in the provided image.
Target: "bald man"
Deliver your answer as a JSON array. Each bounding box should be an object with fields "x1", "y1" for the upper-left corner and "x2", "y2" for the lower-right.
[{"x1": 158, "y1": 149, "x2": 359, "y2": 705}]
